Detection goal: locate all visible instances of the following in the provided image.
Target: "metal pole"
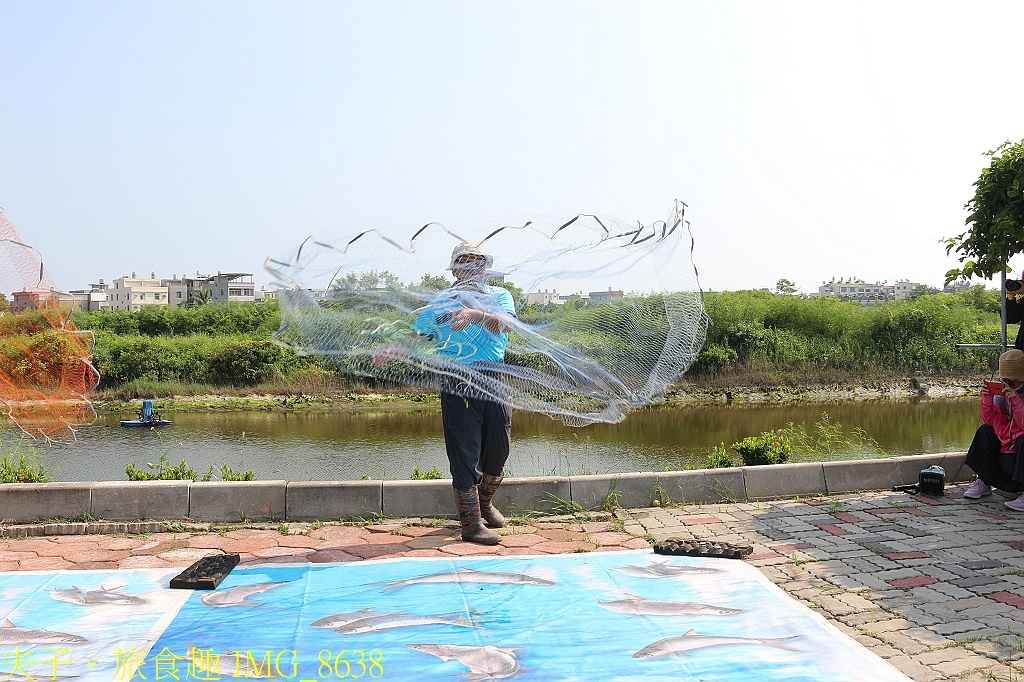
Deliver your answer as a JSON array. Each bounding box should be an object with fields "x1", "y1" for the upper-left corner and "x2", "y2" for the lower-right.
[{"x1": 1002, "y1": 270, "x2": 1008, "y2": 354}]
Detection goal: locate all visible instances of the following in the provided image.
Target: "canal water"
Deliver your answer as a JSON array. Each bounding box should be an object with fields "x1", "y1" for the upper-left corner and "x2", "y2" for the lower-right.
[{"x1": 19, "y1": 397, "x2": 983, "y2": 483}]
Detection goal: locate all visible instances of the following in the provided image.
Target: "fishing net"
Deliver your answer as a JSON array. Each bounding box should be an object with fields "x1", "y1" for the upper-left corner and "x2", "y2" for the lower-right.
[
  {"x1": 0, "y1": 209, "x2": 99, "y2": 442},
  {"x1": 266, "y1": 201, "x2": 708, "y2": 425}
]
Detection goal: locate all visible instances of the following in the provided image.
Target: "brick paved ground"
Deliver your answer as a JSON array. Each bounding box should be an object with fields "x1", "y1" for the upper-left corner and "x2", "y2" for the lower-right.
[
  {"x1": 624, "y1": 487, "x2": 1024, "y2": 682},
  {"x1": 2, "y1": 484, "x2": 1023, "y2": 680}
]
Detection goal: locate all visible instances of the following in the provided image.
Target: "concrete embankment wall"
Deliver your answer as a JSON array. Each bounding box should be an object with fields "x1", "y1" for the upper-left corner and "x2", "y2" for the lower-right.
[{"x1": 0, "y1": 452, "x2": 969, "y2": 525}]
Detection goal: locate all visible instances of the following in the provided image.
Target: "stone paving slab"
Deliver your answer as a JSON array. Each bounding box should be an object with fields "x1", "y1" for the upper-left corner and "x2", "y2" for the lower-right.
[{"x1": 1, "y1": 485, "x2": 1023, "y2": 680}]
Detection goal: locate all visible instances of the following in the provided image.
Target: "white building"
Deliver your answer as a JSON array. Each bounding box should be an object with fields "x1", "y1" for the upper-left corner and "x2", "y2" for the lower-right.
[
  {"x1": 106, "y1": 273, "x2": 171, "y2": 311},
  {"x1": 943, "y1": 278, "x2": 973, "y2": 294},
  {"x1": 96, "y1": 271, "x2": 257, "y2": 310},
  {"x1": 892, "y1": 280, "x2": 921, "y2": 300},
  {"x1": 178, "y1": 272, "x2": 256, "y2": 304},
  {"x1": 526, "y1": 289, "x2": 564, "y2": 306},
  {"x1": 813, "y1": 277, "x2": 923, "y2": 305},
  {"x1": 67, "y1": 280, "x2": 110, "y2": 311},
  {"x1": 589, "y1": 288, "x2": 624, "y2": 304}
]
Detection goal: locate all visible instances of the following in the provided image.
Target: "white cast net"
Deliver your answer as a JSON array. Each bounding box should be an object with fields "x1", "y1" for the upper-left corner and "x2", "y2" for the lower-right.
[{"x1": 265, "y1": 201, "x2": 708, "y2": 425}]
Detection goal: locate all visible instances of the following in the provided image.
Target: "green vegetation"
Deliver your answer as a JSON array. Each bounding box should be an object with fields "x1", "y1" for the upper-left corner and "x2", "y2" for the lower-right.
[
  {"x1": 33, "y1": 283, "x2": 1004, "y2": 398},
  {"x1": 945, "y1": 138, "x2": 1024, "y2": 283},
  {"x1": 691, "y1": 287, "x2": 1001, "y2": 380},
  {"x1": 0, "y1": 438, "x2": 51, "y2": 483},
  {"x1": 731, "y1": 431, "x2": 792, "y2": 466},
  {"x1": 598, "y1": 482, "x2": 622, "y2": 511},
  {"x1": 409, "y1": 466, "x2": 444, "y2": 480},
  {"x1": 126, "y1": 455, "x2": 255, "y2": 481},
  {"x1": 543, "y1": 492, "x2": 585, "y2": 515},
  {"x1": 126, "y1": 455, "x2": 200, "y2": 481},
  {"x1": 74, "y1": 301, "x2": 281, "y2": 336},
  {"x1": 725, "y1": 413, "x2": 886, "y2": 466},
  {"x1": 215, "y1": 464, "x2": 257, "y2": 481},
  {"x1": 67, "y1": 302, "x2": 332, "y2": 393},
  {"x1": 782, "y1": 412, "x2": 887, "y2": 460},
  {"x1": 704, "y1": 443, "x2": 735, "y2": 469}
]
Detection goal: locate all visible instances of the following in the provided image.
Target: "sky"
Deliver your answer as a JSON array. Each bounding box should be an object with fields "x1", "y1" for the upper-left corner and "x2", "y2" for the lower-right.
[{"x1": 3, "y1": 1, "x2": 1024, "y2": 295}]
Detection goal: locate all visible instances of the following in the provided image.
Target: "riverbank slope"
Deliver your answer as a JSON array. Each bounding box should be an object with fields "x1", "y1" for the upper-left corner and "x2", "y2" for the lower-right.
[{"x1": 92, "y1": 372, "x2": 985, "y2": 414}]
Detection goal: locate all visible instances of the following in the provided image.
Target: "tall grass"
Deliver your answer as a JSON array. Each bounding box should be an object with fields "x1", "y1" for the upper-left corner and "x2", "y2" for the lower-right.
[
  {"x1": 66, "y1": 289, "x2": 1007, "y2": 393},
  {"x1": 692, "y1": 288, "x2": 1002, "y2": 380},
  {"x1": 0, "y1": 433, "x2": 52, "y2": 482}
]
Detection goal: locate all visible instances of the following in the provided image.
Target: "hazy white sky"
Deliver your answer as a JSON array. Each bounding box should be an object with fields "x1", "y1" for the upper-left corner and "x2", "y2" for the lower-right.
[{"x1": 3, "y1": 1, "x2": 1024, "y2": 294}]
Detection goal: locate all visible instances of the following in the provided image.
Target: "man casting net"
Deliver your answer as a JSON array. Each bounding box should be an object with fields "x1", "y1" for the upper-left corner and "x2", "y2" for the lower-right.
[{"x1": 266, "y1": 201, "x2": 707, "y2": 427}]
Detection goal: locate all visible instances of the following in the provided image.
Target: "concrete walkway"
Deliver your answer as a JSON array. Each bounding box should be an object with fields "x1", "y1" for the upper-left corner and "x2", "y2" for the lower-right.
[{"x1": 1, "y1": 484, "x2": 1022, "y2": 681}]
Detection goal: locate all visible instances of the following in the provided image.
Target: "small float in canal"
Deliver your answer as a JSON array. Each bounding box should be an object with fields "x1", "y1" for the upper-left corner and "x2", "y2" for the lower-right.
[{"x1": 119, "y1": 399, "x2": 172, "y2": 428}]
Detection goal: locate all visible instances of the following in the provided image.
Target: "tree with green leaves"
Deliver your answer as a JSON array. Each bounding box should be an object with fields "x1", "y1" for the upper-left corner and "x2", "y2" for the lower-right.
[
  {"x1": 906, "y1": 284, "x2": 940, "y2": 301},
  {"x1": 331, "y1": 269, "x2": 401, "y2": 293},
  {"x1": 945, "y1": 139, "x2": 1024, "y2": 284},
  {"x1": 186, "y1": 289, "x2": 212, "y2": 308},
  {"x1": 0, "y1": 293, "x2": 10, "y2": 315},
  {"x1": 774, "y1": 278, "x2": 798, "y2": 295},
  {"x1": 418, "y1": 273, "x2": 450, "y2": 291}
]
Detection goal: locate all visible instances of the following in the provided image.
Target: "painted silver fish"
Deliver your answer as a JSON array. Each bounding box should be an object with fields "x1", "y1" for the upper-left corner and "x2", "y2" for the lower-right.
[
  {"x1": 200, "y1": 581, "x2": 289, "y2": 607},
  {"x1": 613, "y1": 561, "x2": 720, "y2": 578},
  {"x1": 335, "y1": 612, "x2": 478, "y2": 634},
  {"x1": 311, "y1": 609, "x2": 390, "y2": 629},
  {"x1": 0, "y1": 619, "x2": 87, "y2": 644},
  {"x1": 49, "y1": 585, "x2": 146, "y2": 606},
  {"x1": 371, "y1": 568, "x2": 554, "y2": 593},
  {"x1": 596, "y1": 595, "x2": 741, "y2": 617},
  {"x1": 408, "y1": 643, "x2": 520, "y2": 680},
  {"x1": 632, "y1": 629, "x2": 799, "y2": 658}
]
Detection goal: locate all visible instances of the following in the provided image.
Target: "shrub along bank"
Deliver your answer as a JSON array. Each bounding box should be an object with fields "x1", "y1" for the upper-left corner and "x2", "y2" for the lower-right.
[
  {"x1": 691, "y1": 287, "x2": 1002, "y2": 378},
  {"x1": 58, "y1": 288, "x2": 1007, "y2": 395}
]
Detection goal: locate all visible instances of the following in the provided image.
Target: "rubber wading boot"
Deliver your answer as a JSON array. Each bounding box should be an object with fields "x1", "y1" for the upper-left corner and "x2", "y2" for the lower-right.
[
  {"x1": 478, "y1": 473, "x2": 505, "y2": 528},
  {"x1": 453, "y1": 487, "x2": 501, "y2": 545}
]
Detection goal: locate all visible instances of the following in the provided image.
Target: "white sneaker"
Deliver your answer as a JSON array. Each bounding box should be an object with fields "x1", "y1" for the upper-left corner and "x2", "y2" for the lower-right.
[
  {"x1": 963, "y1": 479, "x2": 992, "y2": 499},
  {"x1": 1005, "y1": 493, "x2": 1024, "y2": 512}
]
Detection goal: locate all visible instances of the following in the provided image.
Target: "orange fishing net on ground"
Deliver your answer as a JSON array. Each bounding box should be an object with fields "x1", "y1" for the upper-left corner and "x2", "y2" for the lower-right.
[{"x1": 0, "y1": 209, "x2": 99, "y2": 442}]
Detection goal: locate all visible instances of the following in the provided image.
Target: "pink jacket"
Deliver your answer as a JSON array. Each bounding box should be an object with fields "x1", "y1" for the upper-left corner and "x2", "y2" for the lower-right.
[{"x1": 982, "y1": 390, "x2": 1024, "y2": 453}]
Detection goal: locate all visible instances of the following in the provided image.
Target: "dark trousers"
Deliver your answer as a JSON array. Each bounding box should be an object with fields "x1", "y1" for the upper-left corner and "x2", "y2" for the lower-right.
[
  {"x1": 965, "y1": 424, "x2": 1024, "y2": 494},
  {"x1": 441, "y1": 392, "x2": 511, "y2": 489}
]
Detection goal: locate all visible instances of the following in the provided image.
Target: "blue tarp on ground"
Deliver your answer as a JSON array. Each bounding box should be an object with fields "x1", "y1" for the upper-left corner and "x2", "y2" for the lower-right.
[{"x1": 0, "y1": 550, "x2": 911, "y2": 680}]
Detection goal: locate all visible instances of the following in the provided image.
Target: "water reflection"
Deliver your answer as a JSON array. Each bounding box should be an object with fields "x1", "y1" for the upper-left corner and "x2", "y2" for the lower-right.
[{"x1": 26, "y1": 397, "x2": 982, "y2": 482}]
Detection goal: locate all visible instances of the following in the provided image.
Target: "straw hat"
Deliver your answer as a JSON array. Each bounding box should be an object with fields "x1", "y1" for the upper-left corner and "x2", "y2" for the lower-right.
[{"x1": 999, "y1": 349, "x2": 1024, "y2": 383}]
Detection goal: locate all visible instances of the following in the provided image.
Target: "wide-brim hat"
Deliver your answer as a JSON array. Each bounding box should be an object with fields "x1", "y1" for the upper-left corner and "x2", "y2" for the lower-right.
[
  {"x1": 446, "y1": 242, "x2": 494, "y2": 271},
  {"x1": 999, "y1": 349, "x2": 1024, "y2": 383}
]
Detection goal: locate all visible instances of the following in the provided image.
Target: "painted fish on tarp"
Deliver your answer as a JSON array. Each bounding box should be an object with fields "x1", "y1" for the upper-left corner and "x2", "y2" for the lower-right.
[
  {"x1": 0, "y1": 568, "x2": 192, "y2": 681},
  {"x1": 0, "y1": 552, "x2": 912, "y2": 681}
]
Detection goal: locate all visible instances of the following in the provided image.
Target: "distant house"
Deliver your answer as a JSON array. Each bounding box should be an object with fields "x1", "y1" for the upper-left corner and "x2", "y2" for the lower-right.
[
  {"x1": 67, "y1": 281, "x2": 110, "y2": 311},
  {"x1": 589, "y1": 289, "x2": 624, "y2": 304},
  {"x1": 812, "y1": 277, "x2": 923, "y2": 305},
  {"x1": 85, "y1": 270, "x2": 257, "y2": 310},
  {"x1": 106, "y1": 273, "x2": 170, "y2": 312},
  {"x1": 177, "y1": 272, "x2": 256, "y2": 305},
  {"x1": 526, "y1": 290, "x2": 563, "y2": 306},
  {"x1": 892, "y1": 280, "x2": 920, "y2": 300},
  {"x1": 10, "y1": 290, "x2": 56, "y2": 313},
  {"x1": 943, "y1": 278, "x2": 973, "y2": 294}
]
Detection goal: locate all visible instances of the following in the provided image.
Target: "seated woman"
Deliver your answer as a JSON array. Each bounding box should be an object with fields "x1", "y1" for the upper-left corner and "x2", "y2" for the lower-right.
[{"x1": 963, "y1": 349, "x2": 1024, "y2": 511}]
